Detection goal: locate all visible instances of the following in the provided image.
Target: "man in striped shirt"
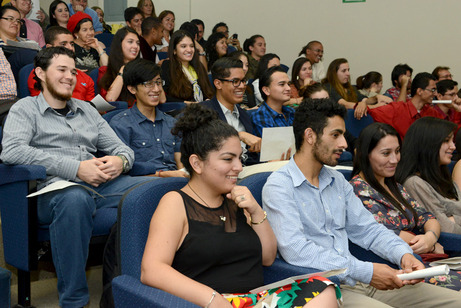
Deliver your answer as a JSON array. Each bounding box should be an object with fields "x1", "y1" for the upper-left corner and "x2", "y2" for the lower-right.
[{"x1": 1, "y1": 47, "x2": 151, "y2": 307}]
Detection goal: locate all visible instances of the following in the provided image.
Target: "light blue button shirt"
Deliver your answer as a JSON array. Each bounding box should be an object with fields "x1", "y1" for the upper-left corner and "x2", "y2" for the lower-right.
[{"x1": 262, "y1": 158, "x2": 413, "y2": 286}]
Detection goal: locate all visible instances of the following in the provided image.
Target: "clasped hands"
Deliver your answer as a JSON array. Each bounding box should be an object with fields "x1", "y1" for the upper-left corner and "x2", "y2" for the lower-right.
[{"x1": 77, "y1": 156, "x2": 124, "y2": 187}]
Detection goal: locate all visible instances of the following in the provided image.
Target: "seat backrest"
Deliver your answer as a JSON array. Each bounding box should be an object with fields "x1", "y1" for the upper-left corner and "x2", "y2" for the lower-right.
[
  {"x1": 239, "y1": 172, "x2": 272, "y2": 205},
  {"x1": 345, "y1": 109, "x2": 374, "y2": 138},
  {"x1": 119, "y1": 177, "x2": 188, "y2": 278},
  {"x1": 102, "y1": 108, "x2": 126, "y2": 123},
  {"x1": 95, "y1": 33, "x2": 114, "y2": 54},
  {"x1": 157, "y1": 52, "x2": 168, "y2": 60},
  {"x1": 18, "y1": 63, "x2": 34, "y2": 98},
  {"x1": 157, "y1": 102, "x2": 186, "y2": 113}
]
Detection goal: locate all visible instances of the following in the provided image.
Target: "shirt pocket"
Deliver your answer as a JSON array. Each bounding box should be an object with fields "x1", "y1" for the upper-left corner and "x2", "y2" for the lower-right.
[{"x1": 131, "y1": 139, "x2": 156, "y2": 161}]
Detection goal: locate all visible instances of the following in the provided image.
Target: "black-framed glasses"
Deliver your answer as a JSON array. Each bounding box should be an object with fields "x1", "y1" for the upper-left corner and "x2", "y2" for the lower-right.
[
  {"x1": 142, "y1": 79, "x2": 164, "y2": 88},
  {"x1": 424, "y1": 88, "x2": 437, "y2": 93},
  {"x1": 218, "y1": 78, "x2": 247, "y2": 87},
  {"x1": 1, "y1": 17, "x2": 22, "y2": 24}
]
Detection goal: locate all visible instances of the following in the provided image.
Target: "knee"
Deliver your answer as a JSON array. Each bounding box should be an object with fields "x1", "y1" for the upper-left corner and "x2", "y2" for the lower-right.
[{"x1": 50, "y1": 187, "x2": 96, "y2": 218}]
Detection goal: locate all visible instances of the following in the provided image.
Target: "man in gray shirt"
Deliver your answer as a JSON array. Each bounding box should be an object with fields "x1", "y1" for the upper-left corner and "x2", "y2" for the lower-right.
[{"x1": 0, "y1": 47, "x2": 151, "y2": 307}]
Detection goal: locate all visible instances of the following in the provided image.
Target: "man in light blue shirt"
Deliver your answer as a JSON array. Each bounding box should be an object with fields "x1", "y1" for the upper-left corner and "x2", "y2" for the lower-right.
[
  {"x1": 263, "y1": 98, "x2": 461, "y2": 306},
  {"x1": 68, "y1": 0, "x2": 102, "y2": 33}
]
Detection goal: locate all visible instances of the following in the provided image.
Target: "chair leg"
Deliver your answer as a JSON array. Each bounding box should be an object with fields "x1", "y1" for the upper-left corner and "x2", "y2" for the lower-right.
[{"x1": 15, "y1": 269, "x2": 34, "y2": 308}]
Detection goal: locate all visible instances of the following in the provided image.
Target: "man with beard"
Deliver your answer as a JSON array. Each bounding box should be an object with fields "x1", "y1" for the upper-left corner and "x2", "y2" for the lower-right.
[
  {"x1": 262, "y1": 98, "x2": 461, "y2": 307},
  {"x1": 0, "y1": 47, "x2": 152, "y2": 307}
]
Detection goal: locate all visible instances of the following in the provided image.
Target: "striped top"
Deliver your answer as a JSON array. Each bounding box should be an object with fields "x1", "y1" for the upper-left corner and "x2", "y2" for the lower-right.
[{"x1": 0, "y1": 93, "x2": 134, "y2": 188}]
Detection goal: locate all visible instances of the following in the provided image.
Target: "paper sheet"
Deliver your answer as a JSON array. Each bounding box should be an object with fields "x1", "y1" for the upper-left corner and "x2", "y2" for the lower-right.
[
  {"x1": 397, "y1": 265, "x2": 449, "y2": 280},
  {"x1": 91, "y1": 94, "x2": 116, "y2": 112},
  {"x1": 250, "y1": 268, "x2": 346, "y2": 294},
  {"x1": 430, "y1": 257, "x2": 461, "y2": 270},
  {"x1": 260, "y1": 127, "x2": 295, "y2": 162},
  {"x1": 27, "y1": 0, "x2": 41, "y2": 21},
  {"x1": 27, "y1": 180, "x2": 103, "y2": 198}
]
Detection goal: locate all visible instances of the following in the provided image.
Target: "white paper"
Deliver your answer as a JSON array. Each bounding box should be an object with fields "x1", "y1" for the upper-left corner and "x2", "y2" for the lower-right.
[
  {"x1": 249, "y1": 268, "x2": 346, "y2": 294},
  {"x1": 432, "y1": 100, "x2": 452, "y2": 104},
  {"x1": 6, "y1": 39, "x2": 40, "y2": 51},
  {"x1": 27, "y1": 180, "x2": 103, "y2": 198},
  {"x1": 397, "y1": 265, "x2": 449, "y2": 280},
  {"x1": 260, "y1": 127, "x2": 295, "y2": 162},
  {"x1": 91, "y1": 94, "x2": 116, "y2": 112},
  {"x1": 27, "y1": 0, "x2": 41, "y2": 21}
]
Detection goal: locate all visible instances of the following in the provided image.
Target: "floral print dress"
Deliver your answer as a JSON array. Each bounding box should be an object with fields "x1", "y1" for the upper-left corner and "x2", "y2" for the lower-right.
[{"x1": 350, "y1": 175, "x2": 461, "y2": 291}]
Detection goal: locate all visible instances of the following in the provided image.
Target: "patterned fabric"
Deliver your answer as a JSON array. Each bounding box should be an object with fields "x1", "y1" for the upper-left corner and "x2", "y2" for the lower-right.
[
  {"x1": 224, "y1": 276, "x2": 341, "y2": 308},
  {"x1": 182, "y1": 65, "x2": 203, "y2": 102},
  {"x1": 0, "y1": 48, "x2": 16, "y2": 99},
  {"x1": 350, "y1": 174, "x2": 435, "y2": 234},
  {"x1": 74, "y1": 44, "x2": 100, "y2": 70},
  {"x1": 251, "y1": 102, "x2": 295, "y2": 137},
  {"x1": 383, "y1": 86, "x2": 411, "y2": 101}
]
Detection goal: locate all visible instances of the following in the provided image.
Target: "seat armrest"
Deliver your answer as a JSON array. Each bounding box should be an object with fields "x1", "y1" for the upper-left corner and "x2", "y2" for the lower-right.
[
  {"x1": 112, "y1": 275, "x2": 199, "y2": 308},
  {"x1": 0, "y1": 164, "x2": 46, "y2": 185}
]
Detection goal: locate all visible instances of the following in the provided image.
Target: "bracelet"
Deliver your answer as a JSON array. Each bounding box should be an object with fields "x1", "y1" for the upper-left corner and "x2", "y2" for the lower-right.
[
  {"x1": 250, "y1": 211, "x2": 267, "y2": 225},
  {"x1": 431, "y1": 244, "x2": 436, "y2": 253},
  {"x1": 157, "y1": 170, "x2": 164, "y2": 177},
  {"x1": 427, "y1": 230, "x2": 439, "y2": 240},
  {"x1": 99, "y1": 50, "x2": 106, "y2": 56},
  {"x1": 204, "y1": 291, "x2": 216, "y2": 308}
]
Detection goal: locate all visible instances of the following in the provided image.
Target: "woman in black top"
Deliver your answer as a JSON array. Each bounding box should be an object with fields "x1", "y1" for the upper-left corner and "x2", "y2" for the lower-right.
[{"x1": 141, "y1": 104, "x2": 340, "y2": 307}]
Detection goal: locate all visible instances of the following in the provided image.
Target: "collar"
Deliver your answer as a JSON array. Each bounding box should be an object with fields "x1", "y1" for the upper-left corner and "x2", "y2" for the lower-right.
[
  {"x1": 131, "y1": 103, "x2": 166, "y2": 124},
  {"x1": 36, "y1": 93, "x2": 81, "y2": 115},
  {"x1": 217, "y1": 99, "x2": 239, "y2": 118},
  {"x1": 287, "y1": 157, "x2": 335, "y2": 190},
  {"x1": 261, "y1": 101, "x2": 292, "y2": 119}
]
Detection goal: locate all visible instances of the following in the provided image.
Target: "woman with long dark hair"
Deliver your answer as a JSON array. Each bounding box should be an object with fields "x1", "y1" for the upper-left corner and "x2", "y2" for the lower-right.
[
  {"x1": 156, "y1": 10, "x2": 175, "y2": 52},
  {"x1": 140, "y1": 103, "x2": 340, "y2": 307},
  {"x1": 252, "y1": 53, "x2": 280, "y2": 105},
  {"x1": 206, "y1": 32, "x2": 228, "y2": 71},
  {"x1": 396, "y1": 117, "x2": 461, "y2": 234},
  {"x1": 351, "y1": 122, "x2": 443, "y2": 254},
  {"x1": 49, "y1": 0, "x2": 69, "y2": 28},
  {"x1": 322, "y1": 58, "x2": 381, "y2": 119},
  {"x1": 243, "y1": 34, "x2": 265, "y2": 80},
  {"x1": 161, "y1": 30, "x2": 213, "y2": 103},
  {"x1": 290, "y1": 57, "x2": 315, "y2": 104},
  {"x1": 98, "y1": 27, "x2": 143, "y2": 105},
  {"x1": 356, "y1": 71, "x2": 392, "y2": 103}
]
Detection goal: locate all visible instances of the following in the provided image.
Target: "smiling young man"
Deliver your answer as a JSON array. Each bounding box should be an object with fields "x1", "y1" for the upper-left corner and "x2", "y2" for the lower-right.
[
  {"x1": 263, "y1": 98, "x2": 461, "y2": 307},
  {"x1": 124, "y1": 7, "x2": 143, "y2": 36},
  {"x1": 0, "y1": 47, "x2": 152, "y2": 307},
  {"x1": 369, "y1": 72, "x2": 455, "y2": 139},
  {"x1": 251, "y1": 66, "x2": 294, "y2": 137},
  {"x1": 109, "y1": 59, "x2": 186, "y2": 178},
  {"x1": 139, "y1": 17, "x2": 163, "y2": 63},
  {"x1": 201, "y1": 57, "x2": 260, "y2": 165}
]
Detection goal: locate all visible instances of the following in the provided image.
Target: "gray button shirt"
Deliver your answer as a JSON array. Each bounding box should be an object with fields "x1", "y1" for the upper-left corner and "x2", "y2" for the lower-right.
[{"x1": 0, "y1": 93, "x2": 134, "y2": 188}]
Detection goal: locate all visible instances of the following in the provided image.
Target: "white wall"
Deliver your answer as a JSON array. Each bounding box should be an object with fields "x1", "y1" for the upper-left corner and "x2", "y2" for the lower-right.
[{"x1": 48, "y1": 0, "x2": 461, "y2": 90}]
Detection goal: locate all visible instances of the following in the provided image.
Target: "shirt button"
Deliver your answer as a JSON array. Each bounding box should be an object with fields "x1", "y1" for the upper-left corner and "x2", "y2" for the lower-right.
[
  {"x1": 153, "y1": 124, "x2": 155, "y2": 127},
  {"x1": 326, "y1": 209, "x2": 330, "y2": 213},
  {"x1": 161, "y1": 151, "x2": 164, "y2": 154},
  {"x1": 142, "y1": 142, "x2": 146, "y2": 146},
  {"x1": 172, "y1": 142, "x2": 175, "y2": 145},
  {"x1": 156, "y1": 138, "x2": 160, "y2": 142}
]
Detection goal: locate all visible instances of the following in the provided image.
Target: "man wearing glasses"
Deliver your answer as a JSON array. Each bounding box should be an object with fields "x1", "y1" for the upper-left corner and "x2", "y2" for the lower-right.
[
  {"x1": 299, "y1": 40, "x2": 325, "y2": 82},
  {"x1": 369, "y1": 72, "x2": 460, "y2": 139},
  {"x1": 10, "y1": 0, "x2": 45, "y2": 46},
  {"x1": 202, "y1": 57, "x2": 261, "y2": 165},
  {"x1": 109, "y1": 58, "x2": 188, "y2": 178}
]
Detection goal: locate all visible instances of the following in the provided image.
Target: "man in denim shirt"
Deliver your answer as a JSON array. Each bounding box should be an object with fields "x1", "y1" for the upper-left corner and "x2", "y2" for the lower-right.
[{"x1": 110, "y1": 59, "x2": 188, "y2": 178}]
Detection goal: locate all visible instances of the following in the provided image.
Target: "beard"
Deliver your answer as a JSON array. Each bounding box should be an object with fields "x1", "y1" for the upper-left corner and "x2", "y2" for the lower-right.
[
  {"x1": 45, "y1": 75, "x2": 73, "y2": 101},
  {"x1": 312, "y1": 138, "x2": 340, "y2": 167}
]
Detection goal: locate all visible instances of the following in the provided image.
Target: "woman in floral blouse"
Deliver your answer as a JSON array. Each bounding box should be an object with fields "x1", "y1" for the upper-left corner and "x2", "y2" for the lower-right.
[{"x1": 350, "y1": 122, "x2": 443, "y2": 255}]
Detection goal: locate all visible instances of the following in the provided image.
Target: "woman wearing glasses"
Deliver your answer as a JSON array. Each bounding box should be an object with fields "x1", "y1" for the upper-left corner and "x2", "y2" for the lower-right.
[
  {"x1": 109, "y1": 59, "x2": 186, "y2": 178},
  {"x1": 98, "y1": 27, "x2": 154, "y2": 106},
  {"x1": 161, "y1": 30, "x2": 213, "y2": 103},
  {"x1": 0, "y1": 6, "x2": 28, "y2": 46}
]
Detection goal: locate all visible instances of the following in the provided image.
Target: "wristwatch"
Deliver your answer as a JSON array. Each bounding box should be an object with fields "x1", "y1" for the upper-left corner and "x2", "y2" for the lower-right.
[{"x1": 117, "y1": 155, "x2": 129, "y2": 173}]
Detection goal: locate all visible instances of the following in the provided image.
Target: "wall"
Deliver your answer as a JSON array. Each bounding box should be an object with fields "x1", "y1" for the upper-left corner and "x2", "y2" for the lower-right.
[{"x1": 47, "y1": 0, "x2": 461, "y2": 90}]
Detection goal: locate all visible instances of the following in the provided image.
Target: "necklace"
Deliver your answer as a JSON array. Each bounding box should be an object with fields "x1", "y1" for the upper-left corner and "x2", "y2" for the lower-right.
[{"x1": 187, "y1": 183, "x2": 226, "y2": 222}]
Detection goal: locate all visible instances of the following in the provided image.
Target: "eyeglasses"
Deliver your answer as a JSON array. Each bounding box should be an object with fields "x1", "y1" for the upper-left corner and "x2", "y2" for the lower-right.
[
  {"x1": 218, "y1": 78, "x2": 247, "y2": 87},
  {"x1": 142, "y1": 79, "x2": 164, "y2": 88},
  {"x1": 0, "y1": 17, "x2": 22, "y2": 24},
  {"x1": 424, "y1": 88, "x2": 437, "y2": 93},
  {"x1": 309, "y1": 49, "x2": 323, "y2": 53},
  {"x1": 440, "y1": 74, "x2": 453, "y2": 79}
]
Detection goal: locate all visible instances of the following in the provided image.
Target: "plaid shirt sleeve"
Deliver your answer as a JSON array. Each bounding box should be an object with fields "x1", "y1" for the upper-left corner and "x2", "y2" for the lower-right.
[{"x1": 0, "y1": 48, "x2": 17, "y2": 100}]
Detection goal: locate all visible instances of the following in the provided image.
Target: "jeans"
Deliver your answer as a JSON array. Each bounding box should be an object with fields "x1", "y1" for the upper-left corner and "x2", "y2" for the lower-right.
[{"x1": 37, "y1": 175, "x2": 154, "y2": 307}]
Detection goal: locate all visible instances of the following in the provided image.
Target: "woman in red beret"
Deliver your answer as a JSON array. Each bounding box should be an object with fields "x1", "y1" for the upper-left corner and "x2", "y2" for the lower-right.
[{"x1": 67, "y1": 11, "x2": 108, "y2": 70}]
